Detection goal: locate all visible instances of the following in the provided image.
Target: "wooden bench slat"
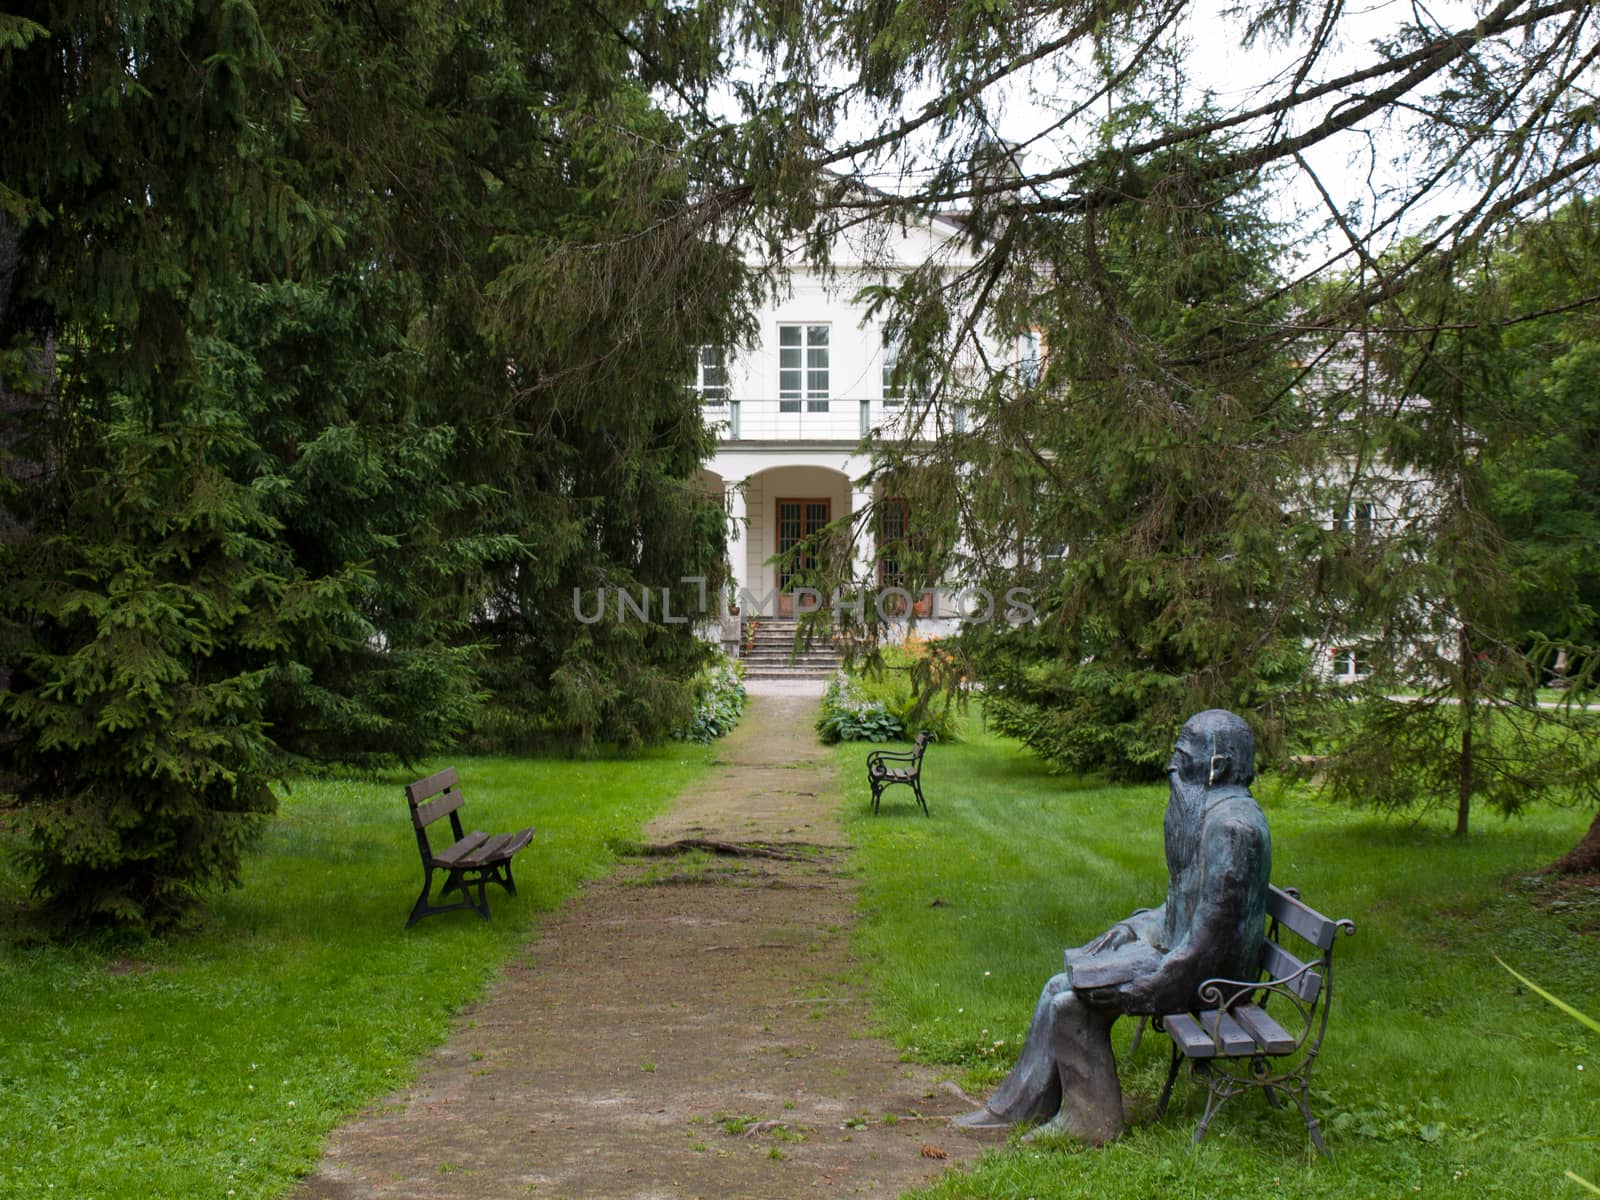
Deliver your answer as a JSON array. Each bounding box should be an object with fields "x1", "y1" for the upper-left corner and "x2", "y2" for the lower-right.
[
  {"x1": 453, "y1": 828, "x2": 535, "y2": 869},
  {"x1": 1261, "y1": 939, "x2": 1322, "y2": 1003},
  {"x1": 457, "y1": 831, "x2": 511, "y2": 867},
  {"x1": 433, "y1": 830, "x2": 491, "y2": 867},
  {"x1": 1165, "y1": 1003, "x2": 1296, "y2": 1059},
  {"x1": 1267, "y1": 885, "x2": 1339, "y2": 951},
  {"x1": 1163, "y1": 1012, "x2": 1218, "y2": 1058},
  {"x1": 414, "y1": 789, "x2": 465, "y2": 829},
  {"x1": 1198, "y1": 1009, "x2": 1258, "y2": 1055},
  {"x1": 457, "y1": 831, "x2": 512, "y2": 867},
  {"x1": 1231, "y1": 1002, "x2": 1298, "y2": 1054},
  {"x1": 406, "y1": 766, "x2": 460, "y2": 806}
]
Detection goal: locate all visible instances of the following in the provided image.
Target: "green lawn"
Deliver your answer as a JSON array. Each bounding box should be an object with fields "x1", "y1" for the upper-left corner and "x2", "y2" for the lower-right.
[
  {"x1": 839, "y1": 715, "x2": 1600, "y2": 1199},
  {"x1": 0, "y1": 747, "x2": 714, "y2": 1199},
  {"x1": 3, "y1": 714, "x2": 1594, "y2": 1199}
]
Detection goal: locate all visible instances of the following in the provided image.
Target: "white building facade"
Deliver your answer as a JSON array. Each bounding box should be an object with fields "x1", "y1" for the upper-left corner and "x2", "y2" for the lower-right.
[{"x1": 695, "y1": 211, "x2": 981, "y2": 627}]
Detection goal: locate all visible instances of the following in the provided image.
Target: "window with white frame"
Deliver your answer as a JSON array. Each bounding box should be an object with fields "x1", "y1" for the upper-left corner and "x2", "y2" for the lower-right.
[
  {"x1": 690, "y1": 345, "x2": 726, "y2": 405},
  {"x1": 1330, "y1": 646, "x2": 1371, "y2": 680},
  {"x1": 779, "y1": 324, "x2": 829, "y2": 412},
  {"x1": 1333, "y1": 500, "x2": 1375, "y2": 535},
  {"x1": 1019, "y1": 329, "x2": 1042, "y2": 386},
  {"x1": 878, "y1": 497, "x2": 910, "y2": 588},
  {"x1": 882, "y1": 333, "x2": 905, "y2": 406}
]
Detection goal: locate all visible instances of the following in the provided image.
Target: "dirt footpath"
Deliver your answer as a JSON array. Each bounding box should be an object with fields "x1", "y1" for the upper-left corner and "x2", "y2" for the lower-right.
[{"x1": 293, "y1": 686, "x2": 992, "y2": 1199}]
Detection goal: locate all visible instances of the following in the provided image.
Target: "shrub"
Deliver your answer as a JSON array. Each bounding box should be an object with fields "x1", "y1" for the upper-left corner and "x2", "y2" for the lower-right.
[
  {"x1": 855, "y1": 634, "x2": 965, "y2": 742},
  {"x1": 675, "y1": 656, "x2": 747, "y2": 743},
  {"x1": 816, "y1": 673, "x2": 906, "y2": 744},
  {"x1": 816, "y1": 635, "x2": 965, "y2": 744}
]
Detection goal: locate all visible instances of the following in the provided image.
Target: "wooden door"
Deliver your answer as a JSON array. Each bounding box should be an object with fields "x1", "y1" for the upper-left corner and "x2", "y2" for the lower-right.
[{"x1": 776, "y1": 498, "x2": 830, "y2": 615}]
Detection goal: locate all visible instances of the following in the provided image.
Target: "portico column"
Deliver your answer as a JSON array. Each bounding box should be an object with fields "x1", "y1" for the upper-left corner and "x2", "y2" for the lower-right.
[
  {"x1": 850, "y1": 484, "x2": 875, "y2": 591},
  {"x1": 726, "y1": 477, "x2": 749, "y2": 609}
]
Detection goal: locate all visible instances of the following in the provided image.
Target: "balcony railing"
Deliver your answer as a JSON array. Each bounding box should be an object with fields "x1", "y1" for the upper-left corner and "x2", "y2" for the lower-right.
[{"x1": 704, "y1": 397, "x2": 962, "y2": 442}]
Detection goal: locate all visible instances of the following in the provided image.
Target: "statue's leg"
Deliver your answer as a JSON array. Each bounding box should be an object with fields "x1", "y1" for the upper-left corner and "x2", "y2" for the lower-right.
[
  {"x1": 1038, "y1": 991, "x2": 1125, "y2": 1145},
  {"x1": 954, "y1": 973, "x2": 1068, "y2": 1129}
]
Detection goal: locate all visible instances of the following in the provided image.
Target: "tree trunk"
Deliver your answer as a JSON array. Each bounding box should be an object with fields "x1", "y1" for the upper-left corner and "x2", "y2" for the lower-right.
[
  {"x1": 1456, "y1": 623, "x2": 1473, "y2": 838},
  {"x1": 0, "y1": 213, "x2": 18, "y2": 325},
  {"x1": 1549, "y1": 808, "x2": 1600, "y2": 875}
]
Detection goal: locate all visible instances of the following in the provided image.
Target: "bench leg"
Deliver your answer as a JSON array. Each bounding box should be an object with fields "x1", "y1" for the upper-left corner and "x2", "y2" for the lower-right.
[
  {"x1": 471, "y1": 876, "x2": 492, "y2": 921},
  {"x1": 1154, "y1": 1044, "x2": 1182, "y2": 1118},
  {"x1": 406, "y1": 869, "x2": 437, "y2": 929},
  {"x1": 498, "y1": 858, "x2": 518, "y2": 898},
  {"x1": 913, "y1": 776, "x2": 928, "y2": 816},
  {"x1": 1191, "y1": 1066, "x2": 1231, "y2": 1146},
  {"x1": 869, "y1": 779, "x2": 882, "y2": 814},
  {"x1": 1292, "y1": 1082, "x2": 1330, "y2": 1156},
  {"x1": 407, "y1": 866, "x2": 493, "y2": 927}
]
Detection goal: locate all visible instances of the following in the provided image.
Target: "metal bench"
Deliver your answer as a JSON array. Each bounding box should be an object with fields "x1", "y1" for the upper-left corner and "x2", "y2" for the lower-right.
[
  {"x1": 1152, "y1": 884, "x2": 1355, "y2": 1152},
  {"x1": 403, "y1": 767, "x2": 534, "y2": 928},
  {"x1": 866, "y1": 731, "x2": 931, "y2": 815}
]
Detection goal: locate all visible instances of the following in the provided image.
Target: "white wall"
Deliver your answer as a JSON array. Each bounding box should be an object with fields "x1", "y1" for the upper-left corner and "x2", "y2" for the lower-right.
[
  {"x1": 704, "y1": 209, "x2": 993, "y2": 633},
  {"x1": 722, "y1": 210, "x2": 982, "y2": 412},
  {"x1": 747, "y1": 465, "x2": 849, "y2": 601}
]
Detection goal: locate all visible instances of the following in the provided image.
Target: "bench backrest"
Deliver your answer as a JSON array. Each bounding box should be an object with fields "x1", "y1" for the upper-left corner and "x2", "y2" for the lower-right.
[
  {"x1": 406, "y1": 766, "x2": 465, "y2": 827},
  {"x1": 1258, "y1": 885, "x2": 1354, "y2": 1006},
  {"x1": 912, "y1": 731, "x2": 931, "y2": 765},
  {"x1": 1268, "y1": 885, "x2": 1341, "y2": 951}
]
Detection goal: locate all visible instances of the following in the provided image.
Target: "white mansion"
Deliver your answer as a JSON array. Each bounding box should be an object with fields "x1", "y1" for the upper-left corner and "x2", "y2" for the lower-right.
[
  {"x1": 693, "y1": 209, "x2": 1425, "y2": 684},
  {"x1": 694, "y1": 210, "x2": 1011, "y2": 633}
]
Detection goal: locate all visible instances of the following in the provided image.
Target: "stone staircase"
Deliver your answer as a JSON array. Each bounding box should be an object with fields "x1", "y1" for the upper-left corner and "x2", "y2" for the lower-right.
[{"x1": 738, "y1": 616, "x2": 842, "y2": 680}]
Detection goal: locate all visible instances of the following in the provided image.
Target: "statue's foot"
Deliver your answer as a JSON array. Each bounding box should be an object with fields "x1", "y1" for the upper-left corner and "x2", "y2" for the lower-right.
[
  {"x1": 1019, "y1": 1109, "x2": 1123, "y2": 1147},
  {"x1": 953, "y1": 1107, "x2": 1012, "y2": 1132},
  {"x1": 1019, "y1": 1114, "x2": 1071, "y2": 1144}
]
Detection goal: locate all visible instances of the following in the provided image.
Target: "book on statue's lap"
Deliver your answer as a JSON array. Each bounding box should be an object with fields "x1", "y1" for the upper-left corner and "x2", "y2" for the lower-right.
[{"x1": 1065, "y1": 943, "x2": 1164, "y2": 990}]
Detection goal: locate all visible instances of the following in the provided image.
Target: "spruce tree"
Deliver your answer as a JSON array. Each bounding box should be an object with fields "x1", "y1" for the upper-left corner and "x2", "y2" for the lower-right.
[
  {"x1": 0, "y1": 1, "x2": 308, "y2": 928},
  {"x1": 1, "y1": 1, "x2": 751, "y2": 929},
  {"x1": 937, "y1": 122, "x2": 1310, "y2": 778},
  {"x1": 1305, "y1": 216, "x2": 1600, "y2": 842},
  {"x1": 710, "y1": 0, "x2": 1600, "y2": 796}
]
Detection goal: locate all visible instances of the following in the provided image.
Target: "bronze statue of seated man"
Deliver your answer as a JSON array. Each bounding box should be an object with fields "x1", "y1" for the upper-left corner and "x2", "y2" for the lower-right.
[{"x1": 956, "y1": 708, "x2": 1271, "y2": 1143}]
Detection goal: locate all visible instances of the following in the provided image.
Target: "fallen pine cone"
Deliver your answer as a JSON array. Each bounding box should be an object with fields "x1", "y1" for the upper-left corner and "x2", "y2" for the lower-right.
[{"x1": 920, "y1": 1144, "x2": 949, "y2": 1160}]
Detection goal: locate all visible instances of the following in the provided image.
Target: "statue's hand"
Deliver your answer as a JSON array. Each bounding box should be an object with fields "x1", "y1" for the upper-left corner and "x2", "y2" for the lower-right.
[
  {"x1": 1078, "y1": 976, "x2": 1154, "y2": 1012},
  {"x1": 1078, "y1": 983, "x2": 1124, "y2": 1008},
  {"x1": 1082, "y1": 922, "x2": 1137, "y2": 955},
  {"x1": 1115, "y1": 978, "x2": 1154, "y2": 1013}
]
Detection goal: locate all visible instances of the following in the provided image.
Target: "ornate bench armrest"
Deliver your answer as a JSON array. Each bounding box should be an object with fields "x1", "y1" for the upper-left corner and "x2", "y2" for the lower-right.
[
  {"x1": 1202, "y1": 957, "x2": 1324, "y2": 1006},
  {"x1": 866, "y1": 750, "x2": 917, "y2": 767},
  {"x1": 1195, "y1": 973, "x2": 1264, "y2": 1012},
  {"x1": 1188, "y1": 966, "x2": 1322, "y2": 1057}
]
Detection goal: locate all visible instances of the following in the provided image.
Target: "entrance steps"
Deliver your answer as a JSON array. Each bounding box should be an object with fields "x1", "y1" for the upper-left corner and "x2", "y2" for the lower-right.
[{"x1": 738, "y1": 617, "x2": 842, "y2": 680}]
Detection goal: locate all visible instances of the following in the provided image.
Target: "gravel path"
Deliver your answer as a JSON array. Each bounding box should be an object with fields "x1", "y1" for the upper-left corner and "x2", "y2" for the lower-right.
[{"x1": 291, "y1": 690, "x2": 991, "y2": 1199}]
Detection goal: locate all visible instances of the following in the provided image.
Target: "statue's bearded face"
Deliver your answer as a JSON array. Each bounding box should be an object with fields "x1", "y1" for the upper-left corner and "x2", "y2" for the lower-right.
[
  {"x1": 1165, "y1": 724, "x2": 1212, "y2": 854},
  {"x1": 1167, "y1": 725, "x2": 1210, "y2": 790}
]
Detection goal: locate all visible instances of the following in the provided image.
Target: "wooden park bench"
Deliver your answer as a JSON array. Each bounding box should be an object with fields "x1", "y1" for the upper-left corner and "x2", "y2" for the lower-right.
[
  {"x1": 403, "y1": 767, "x2": 534, "y2": 928},
  {"x1": 1150, "y1": 885, "x2": 1356, "y2": 1153},
  {"x1": 866, "y1": 731, "x2": 932, "y2": 815}
]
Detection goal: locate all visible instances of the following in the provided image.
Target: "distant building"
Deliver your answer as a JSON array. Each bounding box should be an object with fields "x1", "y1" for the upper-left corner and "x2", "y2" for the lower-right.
[{"x1": 695, "y1": 209, "x2": 1007, "y2": 646}]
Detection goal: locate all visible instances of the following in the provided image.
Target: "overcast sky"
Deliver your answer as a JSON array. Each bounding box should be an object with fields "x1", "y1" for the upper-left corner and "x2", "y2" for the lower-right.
[{"x1": 817, "y1": 0, "x2": 1488, "y2": 266}]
